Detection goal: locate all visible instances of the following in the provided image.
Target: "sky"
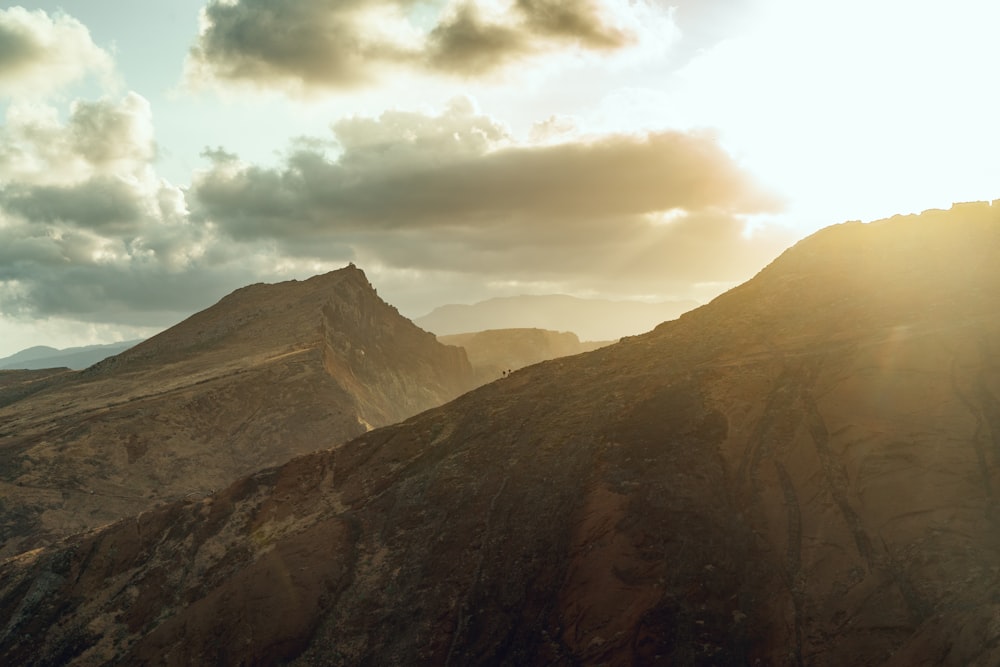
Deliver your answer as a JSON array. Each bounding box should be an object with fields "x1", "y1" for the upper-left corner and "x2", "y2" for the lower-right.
[{"x1": 1, "y1": 0, "x2": 999, "y2": 357}]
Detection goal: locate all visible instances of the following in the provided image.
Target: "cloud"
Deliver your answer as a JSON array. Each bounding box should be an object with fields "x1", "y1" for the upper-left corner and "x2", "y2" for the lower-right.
[
  {"x1": 186, "y1": 0, "x2": 665, "y2": 91},
  {"x1": 186, "y1": 0, "x2": 420, "y2": 91},
  {"x1": 0, "y1": 92, "x2": 297, "y2": 327},
  {"x1": 190, "y1": 100, "x2": 789, "y2": 296},
  {"x1": 0, "y1": 91, "x2": 790, "y2": 336},
  {"x1": 0, "y1": 178, "x2": 147, "y2": 234},
  {"x1": 0, "y1": 93, "x2": 156, "y2": 186},
  {"x1": 0, "y1": 7, "x2": 114, "y2": 97}
]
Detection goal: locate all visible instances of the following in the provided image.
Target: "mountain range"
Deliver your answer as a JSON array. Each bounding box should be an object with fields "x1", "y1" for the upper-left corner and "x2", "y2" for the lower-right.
[
  {"x1": 0, "y1": 341, "x2": 144, "y2": 371},
  {"x1": 2, "y1": 202, "x2": 1000, "y2": 664}
]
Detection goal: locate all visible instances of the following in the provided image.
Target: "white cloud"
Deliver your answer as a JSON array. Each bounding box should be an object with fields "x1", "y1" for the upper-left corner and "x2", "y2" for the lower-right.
[{"x1": 0, "y1": 7, "x2": 115, "y2": 98}]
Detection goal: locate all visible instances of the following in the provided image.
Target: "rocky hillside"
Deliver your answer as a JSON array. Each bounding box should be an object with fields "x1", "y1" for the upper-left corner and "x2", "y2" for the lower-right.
[
  {"x1": 0, "y1": 266, "x2": 474, "y2": 559},
  {"x1": 3, "y1": 202, "x2": 1000, "y2": 665},
  {"x1": 439, "y1": 328, "x2": 609, "y2": 384}
]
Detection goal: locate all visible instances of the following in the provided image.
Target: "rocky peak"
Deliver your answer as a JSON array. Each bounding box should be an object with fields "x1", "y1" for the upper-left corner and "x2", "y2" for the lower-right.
[{"x1": 0, "y1": 265, "x2": 475, "y2": 558}]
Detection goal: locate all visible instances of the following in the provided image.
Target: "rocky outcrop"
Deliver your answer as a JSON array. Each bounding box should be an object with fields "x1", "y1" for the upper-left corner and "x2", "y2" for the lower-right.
[
  {"x1": 3, "y1": 203, "x2": 1000, "y2": 665},
  {"x1": 0, "y1": 266, "x2": 475, "y2": 559}
]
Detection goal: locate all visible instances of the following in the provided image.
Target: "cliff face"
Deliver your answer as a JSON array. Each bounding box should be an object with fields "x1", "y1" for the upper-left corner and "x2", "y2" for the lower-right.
[
  {"x1": 0, "y1": 266, "x2": 475, "y2": 559},
  {"x1": 3, "y1": 204, "x2": 1000, "y2": 665}
]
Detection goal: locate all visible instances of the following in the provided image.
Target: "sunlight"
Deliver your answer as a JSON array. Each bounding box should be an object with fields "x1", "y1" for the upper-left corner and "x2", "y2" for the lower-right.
[{"x1": 670, "y1": 0, "x2": 1000, "y2": 229}]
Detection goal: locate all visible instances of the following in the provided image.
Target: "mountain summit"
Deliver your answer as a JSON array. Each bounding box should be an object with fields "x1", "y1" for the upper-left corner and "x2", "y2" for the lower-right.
[
  {"x1": 0, "y1": 265, "x2": 474, "y2": 558},
  {"x1": 3, "y1": 203, "x2": 1000, "y2": 665}
]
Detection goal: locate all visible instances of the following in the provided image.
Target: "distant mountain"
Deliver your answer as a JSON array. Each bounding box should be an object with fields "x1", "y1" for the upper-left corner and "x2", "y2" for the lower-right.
[
  {"x1": 0, "y1": 340, "x2": 143, "y2": 370},
  {"x1": 0, "y1": 265, "x2": 475, "y2": 558},
  {"x1": 439, "y1": 328, "x2": 610, "y2": 385},
  {"x1": 8, "y1": 202, "x2": 1000, "y2": 664},
  {"x1": 415, "y1": 294, "x2": 700, "y2": 341}
]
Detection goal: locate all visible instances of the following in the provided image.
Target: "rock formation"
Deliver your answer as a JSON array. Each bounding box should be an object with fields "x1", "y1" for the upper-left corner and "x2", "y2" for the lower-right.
[
  {"x1": 0, "y1": 266, "x2": 474, "y2": 559},
  {"x1": 3, "y1": 203, "x2": 1000, "y2": 665}
]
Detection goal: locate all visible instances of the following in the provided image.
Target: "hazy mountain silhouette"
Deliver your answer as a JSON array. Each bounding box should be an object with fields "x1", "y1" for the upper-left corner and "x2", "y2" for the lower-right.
[
  {"x1": 415, "y1": 294, "x2": 700, "y2": 341},
  {"x1": 4, "y1": 202, "x2": 1000, "y2": 665},
  {"x1": 0, "y1": 340, "x2": 144, "y2": 371},
  {"x1": 0, "y1": 265, "x2": 474, "y2": 558},
  {"x1": 439, "y1": 328, "x2": 610, "y2": 385}
]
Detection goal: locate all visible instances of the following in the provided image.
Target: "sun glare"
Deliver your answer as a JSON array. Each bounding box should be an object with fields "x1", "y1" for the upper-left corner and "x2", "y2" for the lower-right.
[{"x1": 670, "y1": 0, "x2": 1000, "y2": 229}]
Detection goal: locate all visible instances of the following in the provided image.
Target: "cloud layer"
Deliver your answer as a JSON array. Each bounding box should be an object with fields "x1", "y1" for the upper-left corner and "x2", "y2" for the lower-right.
[
  {"x1": 186, "y1": 0, "x2": 664, "y2": 91},
  {"x1": 190, "y1": 99, "x2": 789, "y2": 295},
  {"x1": 0, "y1": 90, "x2": 790, "y2": 329}
]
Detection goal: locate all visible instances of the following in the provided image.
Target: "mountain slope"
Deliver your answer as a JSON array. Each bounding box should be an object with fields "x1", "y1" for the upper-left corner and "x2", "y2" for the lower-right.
[
  {"x1": 0, "y1": 265, "x2": 474, "y2": 559},
  {"x1": 3, "y1": 203, "x2": 1000, "y2": 665},
  {"x1": 415, "y1": 294, "x2": 699, "y2": 341}
]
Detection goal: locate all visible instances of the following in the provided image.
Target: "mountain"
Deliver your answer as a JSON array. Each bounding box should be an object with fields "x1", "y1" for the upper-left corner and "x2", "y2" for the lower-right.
[
  {"x1": 0, "y1": 346, "x2": 59, "y2": 366},
  {"x1": 3, "y1": 202, "x2": 1000, "y2": 665},
  {"x1": 0, "y1": 341, "x2": 144, "y2": 371},
  {"x1": 439, "y1": 328, "x2": 610, "y2": 385},
  {"x1": 415, "y1": 294, "x2": 700, "y2": 341},
  {"x1": 0, "y1": 265, "x2": 474, "y2": 559}
]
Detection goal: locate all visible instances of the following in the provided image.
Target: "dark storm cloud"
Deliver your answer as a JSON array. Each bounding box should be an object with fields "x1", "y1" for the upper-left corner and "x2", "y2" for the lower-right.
[
  {"x1": 187, "y1": 0, "x2": 654, "y2": 90},
  {"x1": 189, "y1": 103, "x2": 788, "y2": 292}
]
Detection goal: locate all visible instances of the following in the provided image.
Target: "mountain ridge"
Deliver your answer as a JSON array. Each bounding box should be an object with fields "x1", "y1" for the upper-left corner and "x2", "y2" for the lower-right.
[
  {"x1": 0, "y1": 264, "x2": 475, "y2": 558},
  {"x1": 3, "y1": 203, "x2": 1000, "y2": 664}
]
